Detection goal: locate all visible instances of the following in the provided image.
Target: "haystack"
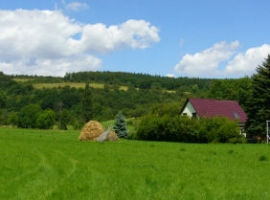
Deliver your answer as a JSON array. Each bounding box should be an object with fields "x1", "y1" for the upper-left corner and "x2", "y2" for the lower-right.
[
  {"x1": 107, "y1": 131, "x2": 119, "y2": 141},
  {"x1": 96, "y1": 130, "x2": 119, "y2": 142},
  {"x1": 79, "y1": 120, "x2": 104, "y2": 141}
]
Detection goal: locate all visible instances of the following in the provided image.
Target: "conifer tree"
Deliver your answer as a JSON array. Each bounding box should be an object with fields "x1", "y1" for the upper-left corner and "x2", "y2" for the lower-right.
[
  {"x1": 246, "y1": 55, "x2": 270, "y2": 135},
  {"x1": 82, "y1": 81, "x2": 93, "y2": 123},
  {"x1": 114, "y1": 111, "x2": 128, "y2": 138}
]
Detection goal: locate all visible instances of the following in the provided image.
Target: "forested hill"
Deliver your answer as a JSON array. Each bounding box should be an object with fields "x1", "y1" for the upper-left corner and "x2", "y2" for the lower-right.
[
  {"x1": 63, "y1": 71, "x2": 214, "y2": 90},
  {"x1": 12, "y1": 71, "x2": 215, "y2": 91},
  {"x1": 0, "y1": 71, "x2": 252, "y2": 129}
]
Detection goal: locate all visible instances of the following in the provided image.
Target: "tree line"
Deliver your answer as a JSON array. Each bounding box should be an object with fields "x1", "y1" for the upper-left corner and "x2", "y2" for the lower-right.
[{"x1": 63, "y1": 71, "x2": 214, "y2": 90}]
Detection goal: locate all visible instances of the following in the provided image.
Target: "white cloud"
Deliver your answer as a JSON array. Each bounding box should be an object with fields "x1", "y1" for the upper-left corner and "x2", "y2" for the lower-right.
[
  {"x1": 0, "y1": 9, "x2": 159, "y2": 76},
  {"x1": 166, "y1": 74, "x2": 175, "y2": 78},
  {"x1": 0, "y1": 55, "x2": 101, "y2": 77},
  {"x1": 224, "y1": 44, "x2": 270, "y2": 77},
  {"x1": 178, "y1": 39, "x2": 185, "y2": 47},
  {"x1": 174, "y1": 41, "x2": 270, "y2": 78},
  {"x1": 63, "y1": 1, "x2": 89, "y2": 12},
  {"x1": 74, "y1": 20, "x2": 160, "y2": 54},
  {"x1": 174, "y1": 41, "x2": 239, "y2": 77}
]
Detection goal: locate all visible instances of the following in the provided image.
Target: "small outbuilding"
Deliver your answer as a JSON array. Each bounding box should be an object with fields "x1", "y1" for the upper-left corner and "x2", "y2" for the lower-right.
[{"x1": 180, "y1": 98, "x2": 248, "y2": 133}]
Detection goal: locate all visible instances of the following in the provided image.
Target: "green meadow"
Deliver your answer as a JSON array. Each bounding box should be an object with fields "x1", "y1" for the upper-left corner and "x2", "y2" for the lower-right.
[
  {"x1": 31, "y1": 82, "x2": 129, "y2": 91},
  {"x1": 32, "y1": 82, "x2": 104, "y2": 90},
  {"x1": 1, "y1": 127, "x2": 270, "y2": 200}
]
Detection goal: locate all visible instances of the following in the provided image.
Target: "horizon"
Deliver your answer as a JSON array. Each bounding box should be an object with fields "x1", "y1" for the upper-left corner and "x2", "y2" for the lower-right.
[{"x1": 3, "y1": 70, "x2": 251, "y2": 80}]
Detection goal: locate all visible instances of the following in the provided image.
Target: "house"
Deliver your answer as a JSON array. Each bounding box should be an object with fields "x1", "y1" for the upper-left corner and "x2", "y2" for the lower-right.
[{"x1": 180, "y1": 98, "x2": 248, "y2": 133}]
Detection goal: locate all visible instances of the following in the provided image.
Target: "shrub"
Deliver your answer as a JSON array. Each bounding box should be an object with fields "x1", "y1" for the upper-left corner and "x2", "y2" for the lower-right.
[
  {"x1": 37, "y1": 109, "x2": 55, "y2": 129},
  {"x1": 227, "y1": 136, "x2": 246, "y2": 144},
  {"x1": 196, "y1": 117, "x2": 240, "y2": 143},
  {"x1": 137, "y1": 115, "x2": 241, "y2": 143},
  {"x1": 136, "y1": 114, "x2": 159, "y2": 140},
  {"x1": 18, "y1": 104, "x2": 42, "y2": 128},
  {"x1": 137, "y1": 114, "x2": 200, "y2": 142},
  {"x1": 7, "y1": 112, "x2": 19, "y2": 127}
]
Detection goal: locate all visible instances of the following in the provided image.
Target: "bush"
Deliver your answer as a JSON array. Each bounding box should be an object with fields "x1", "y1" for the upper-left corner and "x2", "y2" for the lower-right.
[
  {"x1": 137, "y1": 114, "x2": 201, "y2": 142},
  {"x1": 18, "y1": 104, "x2": 42, "y2": 128},
  {"x1": 228, "y1": 136, "x2": 246, "y2": 144},
  {"x1": 137, "y1": 115, "x2": 241, "y2": 143},
  {"x1": 202, "y1": 117, "x2": 240, "y2": 143},
  {"x1": 136, "y1": 114, "x2": 159, "y2": 140},
  {"x1": 7, "y1": 112, "x2": 19, "y2": 127},
  {"x1": 37, "y1": 109, "x2": 55, "y2": 129}
]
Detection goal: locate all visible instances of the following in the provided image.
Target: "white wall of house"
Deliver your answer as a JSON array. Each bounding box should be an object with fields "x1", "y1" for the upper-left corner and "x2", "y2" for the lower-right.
[{"x1": 181, "y1": 102, "x2": 199, "y2": 119}]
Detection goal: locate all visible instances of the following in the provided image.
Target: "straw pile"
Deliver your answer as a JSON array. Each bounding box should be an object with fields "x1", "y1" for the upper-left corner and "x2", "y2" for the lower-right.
[
  {"x1": 96, "y1": 130, "x2": 119, "y2": 142},
  {"x1": 79, "y1": 120, "x2": 104, "y2": 141},
  {"x1": 107, "y1": 131, "x2": 119, "y2": 141}
]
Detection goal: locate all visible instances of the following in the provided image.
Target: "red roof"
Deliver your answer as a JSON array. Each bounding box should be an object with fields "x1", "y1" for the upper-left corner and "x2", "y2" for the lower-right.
[{"x1": 184, "y1": 98, "x2": 248, "y2": 123}]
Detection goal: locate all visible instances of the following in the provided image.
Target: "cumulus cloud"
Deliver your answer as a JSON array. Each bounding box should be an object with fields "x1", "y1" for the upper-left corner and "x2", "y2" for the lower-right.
[
  {"x1": 70, "y1": 19, "x2": 160, "y2": 54},
  {"x1": 174, "y1": 41, "x2": 239, "y2": 77},
  {"x1": 0, "y1": 55, "x2": 101, "y2": 77},
  {"x1": 224, "y1": 44, "x2": 270, "y2": 77},
  {"x1": 0, "y1": 9, "x2": 159, "y2": 76},
  {"x1": 174, "y1": 41, "x2": 270, "y2": 78}
]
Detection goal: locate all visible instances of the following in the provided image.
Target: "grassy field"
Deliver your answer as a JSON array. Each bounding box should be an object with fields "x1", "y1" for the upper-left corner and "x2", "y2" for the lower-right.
[
  {"x1": 32, "y1": 82, "x2": 104, "y2": 90},
  {"x1": 32, "y1": 82, "x2": 129, "y2": 91},
  {"x1": 13, "y1": 78, "x2": 176, "y2": 92},
  {"x1": 1, "y1": 127, "x2": 270, "y2": 200}
]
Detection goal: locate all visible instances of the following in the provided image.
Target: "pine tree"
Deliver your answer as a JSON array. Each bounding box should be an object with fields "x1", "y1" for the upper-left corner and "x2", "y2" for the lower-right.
[
  {"x1": 114, "y1": 111, "x2": 128, "y2": 138},
  {"x1": 82, "y1": 81, "x2": 93, "y2": 123},
  {"x1": 246, "y1": 55, "x2": 270, "y2": 135}
]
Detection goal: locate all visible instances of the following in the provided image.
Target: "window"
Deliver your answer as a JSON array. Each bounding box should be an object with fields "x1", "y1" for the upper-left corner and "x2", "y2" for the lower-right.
[
  {"x1": 232, "y1": 111, "x2": 239, "y2": 119},
  {"x1": 192, "y1": 112, "x2": 197, "y2": 118}
]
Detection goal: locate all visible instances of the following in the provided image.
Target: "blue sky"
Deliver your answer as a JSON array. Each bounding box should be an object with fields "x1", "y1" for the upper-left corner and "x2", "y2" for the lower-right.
[{"x1": 1, "y1": 0, "x2": 270, "y2": 78}]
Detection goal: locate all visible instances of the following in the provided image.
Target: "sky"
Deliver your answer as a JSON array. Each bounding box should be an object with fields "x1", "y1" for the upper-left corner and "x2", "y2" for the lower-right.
[{"x1": 1, "y1": 0, "x2": 270, "y2": 78}]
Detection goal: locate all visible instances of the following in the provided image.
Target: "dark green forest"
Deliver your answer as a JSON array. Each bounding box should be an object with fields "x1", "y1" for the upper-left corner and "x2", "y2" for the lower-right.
[{"x1": 0, "y1": 71, "x2": 252, "y2": 129}]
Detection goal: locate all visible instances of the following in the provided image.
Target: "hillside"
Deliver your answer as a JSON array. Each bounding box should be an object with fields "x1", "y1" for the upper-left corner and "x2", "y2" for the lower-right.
[
  {"x1": 10, "y1": 71, "x2": 214, "y2": 90},
  {"x1": 0, "y1": 71, "x2": 251, "y2": 129}
]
